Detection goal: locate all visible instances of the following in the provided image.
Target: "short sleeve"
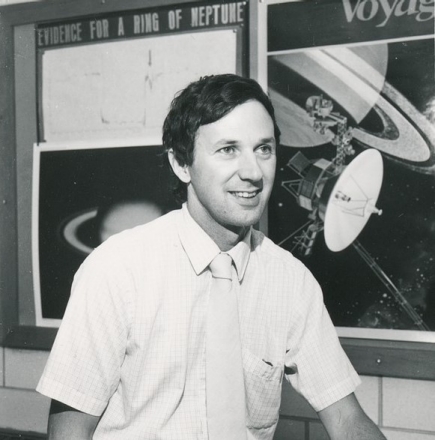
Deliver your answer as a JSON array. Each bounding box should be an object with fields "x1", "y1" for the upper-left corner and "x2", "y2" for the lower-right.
[
  {"x1": 36, "y1": 246, "x2": 133, "y2": 416},
  {"x1": 284, "y1": 264, "x2": 360, "y2": 412}
]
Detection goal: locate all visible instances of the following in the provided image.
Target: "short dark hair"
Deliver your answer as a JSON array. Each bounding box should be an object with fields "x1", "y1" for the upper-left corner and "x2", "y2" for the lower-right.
[{"x1": 162, "y1": 74, "x2": 281, "y2": 203}]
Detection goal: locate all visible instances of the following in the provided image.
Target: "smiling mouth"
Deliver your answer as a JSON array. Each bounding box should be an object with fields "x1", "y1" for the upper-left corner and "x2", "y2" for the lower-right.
[{"x1": 230, "y1": 190, "x2": 261, "y2": 199}]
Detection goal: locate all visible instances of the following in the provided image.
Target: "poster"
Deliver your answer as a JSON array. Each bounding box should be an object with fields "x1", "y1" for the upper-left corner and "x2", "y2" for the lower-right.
[
  {"x1": 40, "y1": 29, "x2": 238, "y2": 143},
  {"x1": 33, "y1": 144, "x2": 179, "y2": 326},
  {"x1": 267, "y1": 0, "x2": 435, "y2": 341}
]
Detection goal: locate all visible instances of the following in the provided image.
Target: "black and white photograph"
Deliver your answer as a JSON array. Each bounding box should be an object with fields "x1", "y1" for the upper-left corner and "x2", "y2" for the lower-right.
[{"x1": 0, "y1": 0, "x2": 434, "y2": 439}]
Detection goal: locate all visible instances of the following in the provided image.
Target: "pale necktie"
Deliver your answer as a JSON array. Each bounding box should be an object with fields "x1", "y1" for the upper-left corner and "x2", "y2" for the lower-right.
[{"x1": 206, "y1": 252, "x2": 247, "y2": 440}]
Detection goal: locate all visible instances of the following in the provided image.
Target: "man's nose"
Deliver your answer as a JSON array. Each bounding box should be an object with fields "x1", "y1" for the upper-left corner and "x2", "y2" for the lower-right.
[{"x1": 238, "y1": 152, "x2": 263, "y2": 182}]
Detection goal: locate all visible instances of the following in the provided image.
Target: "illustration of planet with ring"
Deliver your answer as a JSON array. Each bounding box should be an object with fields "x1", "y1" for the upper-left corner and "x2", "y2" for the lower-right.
[
  {"x1": 62, "y1": 199, "x2": 164, "y2": 255},
  {"x1": 268, "y1": 43, "x2": 435, "y2": 172}
]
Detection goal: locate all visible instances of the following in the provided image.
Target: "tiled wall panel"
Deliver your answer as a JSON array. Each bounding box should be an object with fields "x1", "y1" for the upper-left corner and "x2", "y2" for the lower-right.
[
  {"x1": 383, "y1": 378, "x2": 435, "y2": 432},
  {"x1": 0, "y1": 388, "x2": 49, "y2": 433},
  {"x1": 0, "y1": 348, "x2": 4, "y2": 387},
  {"x1": 308, "y1": 421, "x2": 329, "y2": 440},
  {"x1": 279, "y1": 380, "x2": 318, "y2": 419},
  {"x1": 5, "y1": 349, "x2": 49, "y2": 390},
  {"x1": 355, "y1": 375, "x2": 380, "y2": 424},
  {"x1": 382, "y1": 429, "x2": 435, "y2": 440},
  {"x1": 274, "y1": 418, "x2": 305, "y2": 440}
]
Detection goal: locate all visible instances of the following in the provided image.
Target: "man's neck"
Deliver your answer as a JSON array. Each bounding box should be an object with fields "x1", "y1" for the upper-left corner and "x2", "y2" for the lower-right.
[
  {"x1": 185, "y1": 202, "x2": 249, "y2": 252},
  {"x1": 206, "y1": 224, "x2": 249, "y2": 252}
]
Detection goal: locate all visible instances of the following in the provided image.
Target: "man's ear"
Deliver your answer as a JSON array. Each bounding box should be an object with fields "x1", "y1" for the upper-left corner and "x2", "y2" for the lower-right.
[{"x1": 167, "y1": 149, "x2": 191, "y2": 184}]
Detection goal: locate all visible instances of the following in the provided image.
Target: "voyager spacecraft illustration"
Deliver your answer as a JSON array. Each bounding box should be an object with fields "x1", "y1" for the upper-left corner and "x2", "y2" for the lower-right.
[
  {"x1": 266, "y1": 39, "x2": 435, "y2": 332},
  {"x1": 279, "y1": 94, "x2": 430, "y2": 331}
]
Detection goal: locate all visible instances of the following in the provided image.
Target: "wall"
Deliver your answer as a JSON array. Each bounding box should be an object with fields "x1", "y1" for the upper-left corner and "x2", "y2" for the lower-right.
[
  {"x1": 1, "y1": 346, "x2": 435, "y2": 438},
  {"x1": 0, "y1": 348, "x2": 49, "y2": 434}
]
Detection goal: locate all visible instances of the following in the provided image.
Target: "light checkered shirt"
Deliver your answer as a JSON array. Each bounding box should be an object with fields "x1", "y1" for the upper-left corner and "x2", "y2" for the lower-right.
[{"x1": 37, "y1": 204, "x2": 360, "y2": 439}]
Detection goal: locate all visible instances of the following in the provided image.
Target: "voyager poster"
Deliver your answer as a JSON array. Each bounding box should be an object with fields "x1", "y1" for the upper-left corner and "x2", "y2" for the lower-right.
[{"x1": 267, "y1": 0, "x2": 435, "y2": 339}]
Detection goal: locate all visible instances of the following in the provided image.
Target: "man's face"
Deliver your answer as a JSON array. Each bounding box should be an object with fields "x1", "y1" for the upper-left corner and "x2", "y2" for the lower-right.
[{"x1": 184, "y1": 99, "x2": 277, "y2": 236}]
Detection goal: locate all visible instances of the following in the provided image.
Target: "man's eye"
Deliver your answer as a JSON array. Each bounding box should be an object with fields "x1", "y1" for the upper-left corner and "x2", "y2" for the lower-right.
[
  {"x1": 219, "y1": 146, "x2": 235, "y2": 154},
  {"x1": 257, "y1": 145, "x2": 273, "y2": 154}
]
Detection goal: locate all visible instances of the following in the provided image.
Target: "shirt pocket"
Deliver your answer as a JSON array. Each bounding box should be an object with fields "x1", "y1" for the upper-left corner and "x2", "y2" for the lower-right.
[{"x1": 242, "y1": 348, "x2": 284, "y2": 429}]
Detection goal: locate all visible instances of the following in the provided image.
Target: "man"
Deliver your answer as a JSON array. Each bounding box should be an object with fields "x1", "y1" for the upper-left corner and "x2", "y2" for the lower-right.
[{"x1": 37, "y1": 74, "x2": 386, "y2": 439}]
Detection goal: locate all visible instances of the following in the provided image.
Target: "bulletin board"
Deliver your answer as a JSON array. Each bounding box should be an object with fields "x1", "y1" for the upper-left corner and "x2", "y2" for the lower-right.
[
  {"x1": 33, "y1": 1, "x2": 248, "y2": 326},
  {"x1": 266, "y1": 0, "x2": 435, "y2": 343}
]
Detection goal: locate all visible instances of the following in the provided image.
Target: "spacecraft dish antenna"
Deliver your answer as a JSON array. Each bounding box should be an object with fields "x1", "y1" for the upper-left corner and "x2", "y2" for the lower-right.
[{"x1": 323, "y1": 149, "x2": 383, "y2": 252}]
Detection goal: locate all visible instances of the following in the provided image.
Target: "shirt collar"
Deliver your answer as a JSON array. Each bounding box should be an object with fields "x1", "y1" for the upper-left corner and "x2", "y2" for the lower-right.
[{"x1": 178, "y1": 203, "x2": 251, "y2": 282}]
